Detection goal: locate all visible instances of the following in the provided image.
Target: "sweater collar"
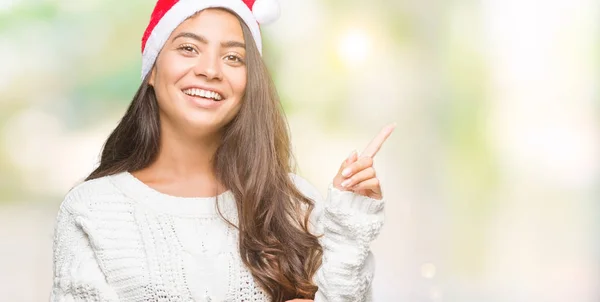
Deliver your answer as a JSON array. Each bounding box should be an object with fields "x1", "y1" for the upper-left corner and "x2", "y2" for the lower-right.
[{"x1": 108, "y1": 171, "x2": 237, "y2": 219}]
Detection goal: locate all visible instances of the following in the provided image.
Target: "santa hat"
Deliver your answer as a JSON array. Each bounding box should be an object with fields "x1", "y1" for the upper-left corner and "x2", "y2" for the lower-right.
[{"x1": 140, "y1": 0, "x2": 280, "y2": 79}]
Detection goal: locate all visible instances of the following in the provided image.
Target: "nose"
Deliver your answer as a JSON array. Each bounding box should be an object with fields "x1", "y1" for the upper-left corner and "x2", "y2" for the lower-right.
[{"x1": 193, "y1": 51, "x2": 223, "y2": 81}]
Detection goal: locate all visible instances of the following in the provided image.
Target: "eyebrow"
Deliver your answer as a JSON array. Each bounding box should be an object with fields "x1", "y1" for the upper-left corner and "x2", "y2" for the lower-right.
[{"x1": 172, "y1": 32, "x2": 246, "y2": 49}]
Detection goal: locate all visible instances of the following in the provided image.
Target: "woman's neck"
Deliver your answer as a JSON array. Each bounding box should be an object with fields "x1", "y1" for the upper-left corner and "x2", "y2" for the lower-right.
[
  {"x1": 154, "y1": 137, "x2": 219, "y2": 176},
  {"x1": 131, "y1": 125, "x2": 225, "y2": 197}
]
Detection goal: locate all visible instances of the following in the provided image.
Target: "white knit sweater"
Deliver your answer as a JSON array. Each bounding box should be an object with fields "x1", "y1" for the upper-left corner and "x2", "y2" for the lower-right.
[{"x1": 51, "y1": 172, "x2": 385, "y2": 302}]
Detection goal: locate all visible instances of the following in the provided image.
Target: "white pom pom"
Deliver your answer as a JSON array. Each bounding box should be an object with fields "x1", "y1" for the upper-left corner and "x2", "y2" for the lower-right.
[{"x1": 252, "y1": 0, "x2": 280, "y2": 25}]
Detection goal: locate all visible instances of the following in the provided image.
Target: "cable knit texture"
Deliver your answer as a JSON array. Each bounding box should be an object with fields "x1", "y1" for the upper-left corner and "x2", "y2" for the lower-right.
[{"x1": 51, "y1": 172, "x2": 385, "y2": 302}]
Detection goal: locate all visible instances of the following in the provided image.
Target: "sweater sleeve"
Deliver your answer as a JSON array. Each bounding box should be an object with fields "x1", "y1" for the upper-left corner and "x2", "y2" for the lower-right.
[
  {"x1": 51, "y1": 198, "x2": 119, "y2": 302},
  {"x1": 290, "y1": 174, "x2": 385, "y2": 302}
]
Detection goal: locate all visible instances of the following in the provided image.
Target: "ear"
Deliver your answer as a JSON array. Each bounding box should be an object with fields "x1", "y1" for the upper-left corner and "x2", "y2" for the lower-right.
[{"x1": 148, "y1": 66, "x2": 156, "y2": 86}]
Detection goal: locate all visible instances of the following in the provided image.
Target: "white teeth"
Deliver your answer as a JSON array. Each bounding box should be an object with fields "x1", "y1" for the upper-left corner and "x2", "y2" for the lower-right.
[{"x1": 183, "y1": 88, "x2": 223, "y2": 101}]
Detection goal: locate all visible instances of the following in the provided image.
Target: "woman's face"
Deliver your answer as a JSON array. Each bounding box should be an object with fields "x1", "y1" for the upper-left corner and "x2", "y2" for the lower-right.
[{"x1": 149, "y1": 9, "x2": 247, "y2": 136}]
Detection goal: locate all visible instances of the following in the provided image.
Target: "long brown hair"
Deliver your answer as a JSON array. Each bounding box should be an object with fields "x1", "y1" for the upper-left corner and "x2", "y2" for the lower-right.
[{"x1": 86, "y1": 9, "x2": 323, "y2": 301}]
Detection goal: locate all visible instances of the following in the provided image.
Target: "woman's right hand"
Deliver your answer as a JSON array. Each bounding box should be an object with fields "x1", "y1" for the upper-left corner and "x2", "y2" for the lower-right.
[{"x1": 285, "y1": 300, "x2": 313, "y2": 302}]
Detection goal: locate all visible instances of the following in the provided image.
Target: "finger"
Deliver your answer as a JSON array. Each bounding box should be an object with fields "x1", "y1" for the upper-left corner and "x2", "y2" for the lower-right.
[
  {"x1": 351, "y1": 178, "x2": 381, "y2": 196},
  {"x1": 352, "y1": 177, "x2": 380, "y2": 190},
  {"x1": 346, "y1": 149, "x2": 358, "y2": 165},
  {"x1": 340, "y1": 167, "x2": 376, "y2": 188},
  {"x1": 338, "y1": 149, "x2": 358, "y2": 174},
  {"x1": 341, "y1": 156, "x2": 373, "y2": 178},
  {"x1": 360, "y1": 122, "x2": 396, "y2": 158}
]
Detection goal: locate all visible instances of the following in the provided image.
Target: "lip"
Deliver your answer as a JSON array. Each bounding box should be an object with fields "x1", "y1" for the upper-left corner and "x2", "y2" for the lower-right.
[
  {"x1": 180, "y1": 85, "x2": 225, "y2": 100},
  {"x1": 182, "y1": 92, "x2": 225, "y2": 109}
]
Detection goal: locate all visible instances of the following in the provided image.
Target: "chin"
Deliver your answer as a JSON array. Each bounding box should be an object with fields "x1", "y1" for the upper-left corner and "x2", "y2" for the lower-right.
[{"x1": 181, "y1": 114, "x2": 226, "y2": 135}]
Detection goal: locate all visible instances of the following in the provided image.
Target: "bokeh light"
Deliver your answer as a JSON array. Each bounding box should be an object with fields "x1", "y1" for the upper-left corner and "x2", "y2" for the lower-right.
[
  {"x1": 0, "y1": 0, "x2": 598, "y2": 301},
  {"x1": 337, "y1": 28, "x2": 371, "y2": 66}
]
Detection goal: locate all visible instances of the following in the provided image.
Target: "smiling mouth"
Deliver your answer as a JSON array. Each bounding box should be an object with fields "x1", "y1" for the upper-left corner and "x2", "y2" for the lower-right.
[{"x1": 182, "y1": 88, "x2": 224, "y2": 101}]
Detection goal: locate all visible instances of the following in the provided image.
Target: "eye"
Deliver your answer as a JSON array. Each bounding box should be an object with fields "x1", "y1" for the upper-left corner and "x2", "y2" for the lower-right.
[
  {"x1": 177, "y1": 44, "x2": 198, "y2": 54},
  {"x1": 224, "y1": 54, "x2": 245, "y2": 64}
]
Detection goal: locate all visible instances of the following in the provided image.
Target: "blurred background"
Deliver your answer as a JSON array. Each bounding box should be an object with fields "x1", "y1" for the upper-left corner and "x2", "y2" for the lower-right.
[{"x1": 1, "y1": 0, "x2": 599, "y2": 301}]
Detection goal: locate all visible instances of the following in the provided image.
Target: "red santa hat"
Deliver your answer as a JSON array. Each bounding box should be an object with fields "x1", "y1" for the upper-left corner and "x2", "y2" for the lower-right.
[{"x1": 140, "y1": 0, "x2": 280, "y2": 79}]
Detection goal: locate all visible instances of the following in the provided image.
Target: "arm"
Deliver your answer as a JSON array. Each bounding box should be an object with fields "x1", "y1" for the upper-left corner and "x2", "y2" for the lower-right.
[
  {"x1": 298, "y1": 124, "x2": 395, "y2": 302},
  {"x1": 291, "y1": 175, "x2": 385, "y2": 302},
  {"x1": 51, "y1": 200, "x2": 119, "y2": 302}
]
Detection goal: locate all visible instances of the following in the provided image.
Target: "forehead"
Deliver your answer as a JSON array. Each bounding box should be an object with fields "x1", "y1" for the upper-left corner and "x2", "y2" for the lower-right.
[{"x1": 173, "y1": 8, "x2": 245, "y2": 41}]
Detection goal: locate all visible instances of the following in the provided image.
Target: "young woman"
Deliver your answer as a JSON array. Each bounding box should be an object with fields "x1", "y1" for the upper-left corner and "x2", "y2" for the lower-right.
[{"x1": 50, "y1": 0, "x2": 394, "y2": 301}]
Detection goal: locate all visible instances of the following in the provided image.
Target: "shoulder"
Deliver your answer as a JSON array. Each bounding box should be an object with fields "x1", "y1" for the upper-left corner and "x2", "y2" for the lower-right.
[
  {"x1": 288, "y1": 173, "x2": 323, "y2": 202},
  {"x1": 288, "y1": 173, "x2": 326, "y2": 234},
  {"x1": 59, "y1": 173, "x2": 124, "y2": 215}
]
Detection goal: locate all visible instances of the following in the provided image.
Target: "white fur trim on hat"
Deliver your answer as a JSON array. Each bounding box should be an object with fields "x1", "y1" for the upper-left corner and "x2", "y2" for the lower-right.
[
  {"x1": 252, "y1": 0, "x2": 280, "y2": 25},
  {"x1": 141, "y1": 0, "x2": 262, "y2": 79}
]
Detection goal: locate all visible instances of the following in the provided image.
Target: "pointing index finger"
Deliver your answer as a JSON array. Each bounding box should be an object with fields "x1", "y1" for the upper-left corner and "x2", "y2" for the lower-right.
[{"x1": 360, "y1": 122, "x2": 396, "y2": 158}]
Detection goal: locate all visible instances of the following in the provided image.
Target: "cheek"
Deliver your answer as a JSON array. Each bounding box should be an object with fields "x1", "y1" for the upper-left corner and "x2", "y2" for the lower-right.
[
  {"x1": 231, "y1": 69, "x2": 247, "y2": 100},
  {"x1": 155, "y1": 53, "x2": 192, "y2": 88},
  {"x1": 223, "y1": 70, "x2": 247, "y2": 121},
  {"x1": 153, "y1": 54, "x2": 193, "y2": 107}
]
